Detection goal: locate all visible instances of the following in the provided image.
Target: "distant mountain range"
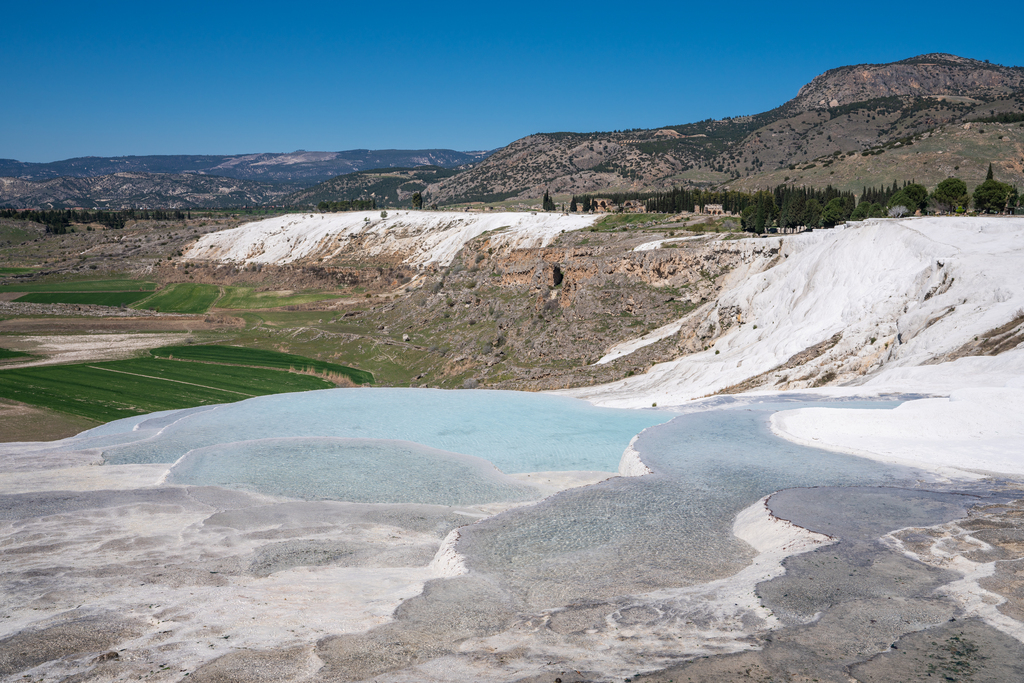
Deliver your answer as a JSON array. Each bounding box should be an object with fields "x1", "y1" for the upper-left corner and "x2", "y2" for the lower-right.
[
  {"x1": 284, "y1": 167, "x2": 461, "y2": 207},
  {"x1": 3, "y1": 54, "x2": 1022, "y2": 210},
  {"x1": 0, "y1": 173, "x2": 296, "y2": 210},
  {"x1": 0, "y1": 149, "x2": 492, "y2": 210},
  {"x1": 0, "y1": 149, "x2": 490, "y2": 186}
]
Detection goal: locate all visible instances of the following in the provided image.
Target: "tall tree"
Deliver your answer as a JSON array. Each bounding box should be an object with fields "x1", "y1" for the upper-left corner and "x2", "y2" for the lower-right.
[
  {"x1": 932, "y1": 178, "x2": 969, "y2": 214},
  {"x1": 888, "y1": 183, "x2": 929, "y2": 214},
  {"x1": 742, "y1": 191, "x2": 778, "y2": 233},
  {"x1": 986, "y1": 163, "x2": 994, "y2": 181},
  {"x1": 821, "y1": 197, "x2": 849, "y2": 227},
  {"x1": 973, "y1": 178, "x2": 1013, "y2": 213},
  {"x1": 780, "y1": 193, "x2": 806, "y2": 229},
  {"x1": 803, "y1": 198, "x2": 822, "y2": 228}
]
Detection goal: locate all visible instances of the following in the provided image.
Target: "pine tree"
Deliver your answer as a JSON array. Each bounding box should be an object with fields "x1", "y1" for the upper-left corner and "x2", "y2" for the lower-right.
[{"x1": 987, "y1": 163, "x2": 994, "y2": 181}]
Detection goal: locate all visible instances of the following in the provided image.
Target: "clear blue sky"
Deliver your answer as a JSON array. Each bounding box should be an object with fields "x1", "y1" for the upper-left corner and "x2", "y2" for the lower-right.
[{"x1": 4, "y1": 0, "x2": 1021, "y2": 162}]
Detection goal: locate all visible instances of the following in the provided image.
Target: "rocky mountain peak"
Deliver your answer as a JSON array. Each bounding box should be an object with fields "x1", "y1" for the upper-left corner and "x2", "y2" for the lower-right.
[{"x1": 793, "y1": 53, "x2": 1023, "y2": 111}]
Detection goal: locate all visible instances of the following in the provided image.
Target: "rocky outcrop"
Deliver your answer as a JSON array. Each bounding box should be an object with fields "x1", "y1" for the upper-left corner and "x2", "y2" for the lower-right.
[{"x1": 793, "y1": 54, "x2": 1024, "y2": 111}]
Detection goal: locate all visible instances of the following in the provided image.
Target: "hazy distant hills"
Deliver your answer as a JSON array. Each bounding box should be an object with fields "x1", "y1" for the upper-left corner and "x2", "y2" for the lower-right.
[
  {"x1": 284, "y1": 166, "x2": 461, "y2": 207},
  {"x1": 0, "y1": 173, "x2": 296, "y2": 210},
  {"x1": 0, "y1": 149, "x2": 491, "y2": 186}
]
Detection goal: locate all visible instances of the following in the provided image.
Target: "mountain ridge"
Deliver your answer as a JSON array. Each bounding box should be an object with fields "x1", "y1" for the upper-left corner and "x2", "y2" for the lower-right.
[
  {"x1": 419, "y1": 53, "x2": 1024, "y2": 204},
  {"x1": 4, "y1": 53, "x2": 1022, "y2": 210},
  {"x1": 0, "y1": 148, "x2": 491, "y2": 186},
  {"x1": 0, "y1": 172, "x2": 296, "y2": 210}
]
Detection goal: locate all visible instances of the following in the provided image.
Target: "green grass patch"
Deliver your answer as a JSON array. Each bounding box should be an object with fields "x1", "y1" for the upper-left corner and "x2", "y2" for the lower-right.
[
  {"x1": 245, "y1": 309, "x2": 334, "y2": 327},
  {"x1": 150, "y1": 345, "x2": 374, "y2": 385},
  {"x1": 0, "y1": 225, "x2": 40, "y2": 244},
  {"x1": 592, "y1": 213, "x2": 672, "y2": 231},
  {"x1": 135, "y1": 283, "x2": 221, "y2": 313},
  {"x1": 0, "y1": 357, "x2": 337, "y2": 423},
  {"x1": 216, "y1": 286, "x2": 343, "y2": 310},
  {"x1": 0, "y1": 267, "x2": 37, "y2": 276},
  {"x1": 0, "y1": 347, "x2": 29, "y2": 360},
  {"x1": 0, "y1": 279, "x2": 158, "y2": 293},
  {"x1": 14, "y1": 291, "x2": 154, "y2": 306}
]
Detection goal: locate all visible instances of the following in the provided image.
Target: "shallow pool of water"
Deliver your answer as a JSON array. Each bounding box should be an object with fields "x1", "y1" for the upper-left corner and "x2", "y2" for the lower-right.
[
  {"x1": 458, "y1": 404, "x2": 925, "y2": 607},
  {"x1": 80, "y1": 388, "x2": 671, "y2": 476},
  {"x1": 165, "y1": 437, "x2": 542, "y2": 506},
  {"x1": 15, "y1": 389, "x2": 990, "y2": 679}
]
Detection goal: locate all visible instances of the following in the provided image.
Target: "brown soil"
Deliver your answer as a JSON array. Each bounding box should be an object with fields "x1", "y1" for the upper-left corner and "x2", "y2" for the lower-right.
[
  {"x1": 0, "y1": 398, "x2": 99, "y2": 442},
  {"x1": 0, "y1": 315, "x2": 243, "y2": 334}
]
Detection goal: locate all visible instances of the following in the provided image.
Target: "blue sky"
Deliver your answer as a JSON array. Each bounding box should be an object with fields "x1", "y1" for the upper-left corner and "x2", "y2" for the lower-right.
[{"x1": 4, "y1": 0, "x2": 1022, "y2": 162}]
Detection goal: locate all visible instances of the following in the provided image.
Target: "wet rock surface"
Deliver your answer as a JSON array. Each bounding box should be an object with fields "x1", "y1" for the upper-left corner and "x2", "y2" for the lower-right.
[
  {"x1": 850, "y1": 617, "x2": 1024, "y2": 682},
  {"x1": 2, "y1": 435, "x2": 1023, "y2": 683},
  {"x1": 0, "y1": 613, "x2": 145, "y2": 676},
  {"x1": 3, "y1": 483, "x2": 1023, "y2": 682},
  {"x1": 633, "y1": 487, "x2": 1024, "y2": 683}
]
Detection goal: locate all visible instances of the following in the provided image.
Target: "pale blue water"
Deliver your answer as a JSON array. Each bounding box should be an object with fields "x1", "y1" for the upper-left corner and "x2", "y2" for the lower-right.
[
  {"x1": 63, "y1": 391, "x2": 919, "y2": 516},
  {"x1": 458, "y1": 403, "x2": 927, "y2": 607},
  {"x1": 165, "y1": 437, "x2": 542, "y2": 506},
  {"x1": 63, "y1": 388, "x2": 671, "y2": 505},
  {"x1": 52, "y1": 389, "x2": 965, "y2": 609},
  {"x1": 86, "y1": 388, "x2": 670, "y2": 472}
]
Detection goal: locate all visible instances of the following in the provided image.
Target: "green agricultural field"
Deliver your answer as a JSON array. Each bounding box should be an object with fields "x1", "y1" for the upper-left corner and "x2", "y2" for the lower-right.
[
  {"x1": 216, "y1": 286, "x2": 343, "y2": 310},
  {"x1": 0, "y1": 267, "x2": 37, "y2": 276},
  {"x1": 0, "y1": 279, "x2": 158, "y2": 293},
  {"x1": 150, "y1": 345, "x2": 374, "y2": 385},
  {"x1": 135, "y1": 283, "x2": 221, "y2": 314},
  {"x1": 0, "y1": 347, "x2": 29, "y2": 360},
  {"x1": 0, "y1": 357, "x2": 339, "y2": 423},
  {"x1": 14, "y1": 291, "x2": 154, "y2": 306}
]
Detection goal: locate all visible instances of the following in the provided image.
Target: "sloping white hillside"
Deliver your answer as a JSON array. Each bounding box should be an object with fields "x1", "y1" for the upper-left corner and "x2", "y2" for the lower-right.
[
  {"x1": 184, "y1": 210, "x2": 599, "y2": 268},
  {"x1": 563, "y1": 217, "x2": 1024, "y2": 408}
]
